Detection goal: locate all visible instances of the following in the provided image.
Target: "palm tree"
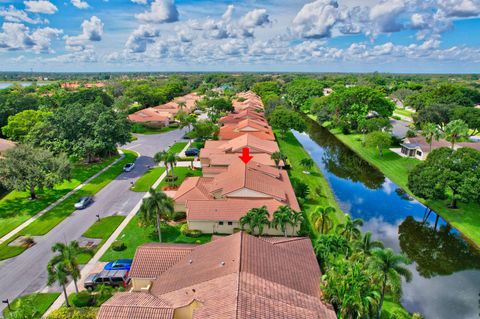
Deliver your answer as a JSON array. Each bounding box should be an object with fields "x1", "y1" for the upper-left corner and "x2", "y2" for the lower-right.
[
  {"x1": 290, "y1": 210, "x2": 304, "y2": 236},
  {"x1": 271, "y1": 206, "x2": 293, "y2": 237},
  {"x1": 421, "y1": 123, "x2": 442, "y2": 151},
  {"x1": 370, "y1": 248, "x2": 412, "y2": 319},
  {"x1": 300, "y1": 158, "x2": 314, "y2": 171},
  {"x1": 270, "y1": 151, "x2": 286, "y2": 169},
  {"x1": 139, "y1": 189, "x2": 175, "y2": 242},
  {"x1": 240, "y1": 206, "x2": 270, "y2": 236},
  {"x1": 165, "y1": 152, "x2": 178, "y2": 179},
  {"x1": 336, "y1": 214, "x2": 363, "y2": 241},
  {"x1": 444, "y1": 119, "x2": 469, "y2": 149},
  {"x1": 311, "y1": 206, "x2": 335, "y2": 234},
  {"x1": 154, "y1": 150, "x2": 170, "y2": 176},
  {"x1": 177, "y1": 101, "x2": 186, "y2": 111},
  {"x1": 353, "y1": 231, "x2": 384, "y2": 257},
  {"x1": 47, "y1": 261, "x2": 71, "y2": 308},
  {"x1": 50, "y1": 241, "x2": 93, "y2": 293}
]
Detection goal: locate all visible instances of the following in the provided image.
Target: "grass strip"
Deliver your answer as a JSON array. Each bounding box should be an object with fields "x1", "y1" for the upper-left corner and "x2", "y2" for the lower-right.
[
  {"x1": 156, "y1": 167, "x2": 202, "y2": 190},
  {"x1": 131, "y1": 167, "x2": 166, "y2": 192},
  {"x1": 2, "y1": 293, "x2": 60, "y2": 317},
  {"x1": 168, "y1": 142, "x2": 188, "y2": 154}
]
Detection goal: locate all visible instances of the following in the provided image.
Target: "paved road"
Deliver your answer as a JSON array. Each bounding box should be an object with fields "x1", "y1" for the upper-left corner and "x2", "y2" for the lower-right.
[{"x1": 0, "y1": 128, "x2": 187, "y2": 313}]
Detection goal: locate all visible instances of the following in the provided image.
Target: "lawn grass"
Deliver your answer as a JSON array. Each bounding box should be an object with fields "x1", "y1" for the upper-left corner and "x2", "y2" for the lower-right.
[
  {"x1": 100, "y1": 215, "x2": 211, "y2": 262},
  {"x1": 394, "y1": 107, "x2": 414, "y2": 118},
  {"x1": 156, "y1": 167, "x2": 202, "y2": 190},
  {"x1": 382, "y1": 297, "x2": 412, "y2": 319},
  {"x1": 131, "y1": 167, "x2": 166, "y2": 192},
  {"x1": 0, "y1": 151, "x2": 138, "y2": 261},
  {"x1": 168, "y1": 142, "x2": 188, "y2": 154},
  {"x1": 77, "y1": 216, "x2": 126, "y2": 264},
  {"x1": 330, "y1": 128, "x2": 480, "y2": 248},
  {"x1": 0, "y1": 156, "x2": 119, "y2": 238},
  {"x1": 2, "y1": 292, "x2": 60, "y2": 317},
  {"x1": 191, "y1": 141, "x2": 205, "y2": 149},
  {"x1": 276, "y1": 131, "x2": 345, "y2": 236},
  {"x1": 132, "y1": 125, "x2": 178, "y2": 135}
]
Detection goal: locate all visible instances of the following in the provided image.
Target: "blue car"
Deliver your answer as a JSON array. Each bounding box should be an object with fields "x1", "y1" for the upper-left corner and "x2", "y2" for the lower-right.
[{"x1": 104, "y1": 259, "x2": 133, "y2": 271}]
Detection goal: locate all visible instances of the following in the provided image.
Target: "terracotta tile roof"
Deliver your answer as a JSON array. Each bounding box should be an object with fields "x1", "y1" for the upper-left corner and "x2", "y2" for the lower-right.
[
  {"x1": 219, "y1": 134, "x2": 279, "y2": 154},
  {"x1": 174, "y1": 177, "x2": 213, "y2": 204},
  {"x1": 201, "y1": 166, "x2": 228, "y2": 175},
  {"x1": 208, "y1": 153, "x2": 276, "y2": 167},
  {"x1": 185, "y1": 198, "x2": 284, "y2": 221},
  {"x1": 99, "y1": 232, "x2": 336, "y2": 319},
  {"x1": 129, "y1": 243, "x2": 197, "y2": 279},
  {"x1": 0, "y1": 138, "x2": 15, "y2": 154},
  {"x1": 403, "y1": 136, "x2": 450, "y2": 151},
  {"x1": 128, "y1": 108, "x2": 172, "y2": 123},
  {"x1": 219, "y1": 110, "x2": 266, "y2": 124},
  {"x1": 219, "y1": 126, "x2": 275, "y2": 141},
  {"x1": 458, "y1": 141, "x2": 480, "y2": 151}
]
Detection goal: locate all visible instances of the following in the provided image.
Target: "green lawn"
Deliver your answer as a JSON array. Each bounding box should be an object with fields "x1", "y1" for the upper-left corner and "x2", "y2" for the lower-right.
[
  {"x1": 191, "y1": 141, "x2": 205, "y2": 149},
  {"x1": 77, "y1": 216, "x2": 126, "y2": 264},
  {"x1": 0, "y1": 156, "x2": 119, "y2": 238},
  {"x1": 393, "y1": 108, "x2": 414, "y2": 118},
  {"x1": 277, "y1": 131, "x2": 345, "y2": 236},
  {"x1": 2, "y1": 293, "x2": 60, "y2": 317},
  {"x1": 381, "y1": 297, "x2": 412, "y2": 319},
  {"x1": 132, "y1": 124, "x2": 178, "y2": 135},
  {"x1": 100, "y1": 215, "x2": 211, "y2": 262},
  {"x1": 131, "y1": 167, "x2": 166, "y2": 192},
  {"x1": 330, "y1": 128, "x2": 480, "y2": 248},
  {"x1": 157, "y1": 167, "x2": 202, "y2": 190},
  {"x1": 168, "y1": 142, "x2": 188, "y2": 154},
  {"x1": 0, "y1": 150, "x2": 138, "y2": 261}
]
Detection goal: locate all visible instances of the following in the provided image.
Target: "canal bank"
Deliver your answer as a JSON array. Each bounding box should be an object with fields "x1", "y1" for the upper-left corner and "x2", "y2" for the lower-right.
[{"x1": 293, "y1": 118, "x2": 480, "y2": 319}]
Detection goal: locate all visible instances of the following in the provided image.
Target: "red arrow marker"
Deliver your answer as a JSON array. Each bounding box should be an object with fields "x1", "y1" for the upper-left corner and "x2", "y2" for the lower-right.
[{"x1": 239, "y1": 147, "x2": 253, "y2": 164}]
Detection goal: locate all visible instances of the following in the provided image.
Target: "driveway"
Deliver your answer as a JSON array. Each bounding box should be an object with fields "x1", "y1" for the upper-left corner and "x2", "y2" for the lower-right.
[{"x1": 0, "y1": 128, "x2": 187, "y2": 313}]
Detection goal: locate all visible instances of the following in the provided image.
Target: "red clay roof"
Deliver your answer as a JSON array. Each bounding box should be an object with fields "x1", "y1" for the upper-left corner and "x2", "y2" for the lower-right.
[
  {"x1": 128, "y1": 108, "x2": 172, "y2": 123},
  {"x1": 219, "y1": 110, "x2": 266, "y2": 124},
  {"x1": 219, "y1": 126, "x2": 275, "y2": 141},
  {"x1": 98, "y1": 232, "x2": 336, "y2": 319}
]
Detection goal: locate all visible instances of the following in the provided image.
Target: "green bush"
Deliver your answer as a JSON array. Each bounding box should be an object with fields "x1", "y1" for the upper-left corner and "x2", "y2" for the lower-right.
[
  {"x1": 169, "y1": 123, "x2": 179, "y2": 128},
  {"x1": 71, "y1": 291, "x2": 95, "y2": 308},
  {"x1": 47, "y1": 307, "x2": 98, "y2": 319},
  {"x1": 392, "y1": 115, "x2": 402, "y2": 120},
  {"x1": 406, "y1": 129, "x2": 417, "y2": 138},
  {"x1": 188, "y1": 229, "x2": 203, "y2": 238},
  {"x1": 180, "y1": 223, "x2": 190, "y2": 235},
  {"x1": 177, "y1": 156, "x2": 195, "y2": 161},
  {"x1": 172, "y1": 211, "x2": 186, "y2": 221},
  {"x1": 111, "y1": 240, "x2": 126, "y2": 251}
]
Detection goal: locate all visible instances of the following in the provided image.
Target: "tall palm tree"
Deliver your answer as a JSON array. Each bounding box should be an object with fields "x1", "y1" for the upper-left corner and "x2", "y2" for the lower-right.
[
  {"x1": 240, "y1": 206, "x2": 270, "y2": 236},
  {"x1": 421, "y1": 123, "x2": 442, "y2": 151},
  {"x1": 271, "y1": 206, "x2": 293, "y2": 237},
  {"x1": 353, "y1": 231, "x2": 384, "y2": 257},
  {"x1": 336, "y1": 214, "x2": 364, "y2": 241},
  {"x1": 50, "y1": 241, "x2": 93, "y2": 293},
  {"x1": 290, "y1": 210, "x2": 304, "y2": 236},
  {"x1": 444, "y1": 119, "x2": 469, "y2": 149},
  {"x1": 300, "y1": 158, "x2": 314, "y2": 171},
  {"x1": 47, "y1": 261, "x2": 71, "y2": 308},
  {"x1": 311, "y1": 206, "x2": 336, "y2": 234},
  {"x1": 177, "y1": 101, "x2": 186, "y2": 111},
  {"x1": 139, "y1": 189, "x2": 175, "y2": 242},
  {"x1": 165, "y1": 152, "x2": 178, "y2": 179},
  {"x1": 370, "y1": 248, "x2": 412, "y2": 319},
  {"x1": 270, "y1": 151, "x2": 286, "y2": 169},
  {"x1": 154, "y1": 150, "x2": 170, "y2": 176}
]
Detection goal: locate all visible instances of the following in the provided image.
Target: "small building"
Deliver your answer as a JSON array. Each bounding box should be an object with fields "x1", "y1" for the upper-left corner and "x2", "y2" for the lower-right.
[{"x1": 400, "y1": 136, "x2": 480, "y2": 160}]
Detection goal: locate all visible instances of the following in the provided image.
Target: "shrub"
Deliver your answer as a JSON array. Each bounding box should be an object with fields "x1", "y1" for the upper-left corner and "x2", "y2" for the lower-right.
[
  {"x1": 111, "y1": 240, "x2": 126, "y2": 251},
  {"x1": 169, "y1": 123, "x2": 179, "y2": 128},
  {"x1": 180, "y1": 223, "x2": 190, "y2": 235},
  {"x1": 177, "y1": 156, "x2": 195, "y2": 161},
  {"x1": 188, "y1": 229, "x2": 203, "y2": 238},
  {"x1": 47, "y1": 307, "x2": 98, "y2": 319},
  {"x1": 172, "y1": 211, "x2": 186, "y2": 221},
  {"x1": 71, "y1": 291, "x2": 95, "y2": 307},
  {"x1": 406, "y1": 129, "x2": 417, "y2": 138},
  {"x1": 291, "y1": 178, "x2": 310, "y2": 199},
  {"x1": 392, "y1": 115, "x2": 401, "y2": 120}
]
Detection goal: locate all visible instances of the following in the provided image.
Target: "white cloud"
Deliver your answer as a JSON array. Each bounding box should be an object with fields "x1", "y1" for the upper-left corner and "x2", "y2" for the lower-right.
[
  {"x1": 0, "y1": 5, "x2": 45, "y2": 24},
  {"x1": 369, "y1": 0, "x2": 406, "y2": 33},
  {"x1": 292, "y1": 0, "x2": 340, "y2": 38},
  {"x1": 135, "y1": 0, "x2": 179, "y2": 23},
  {"x1": 65, "y1": 16, "x2": 103, "y2": 51},
  {"x1": 24, "y1": 1, "x2": 58, "y2": 14},
  {"x1": 125, "y1": 24, "x2": 160, "y2": 53},
  {"x1": 0, "y1": 22, "x2": 62, "y2": 53},
  {"x1": 131, "y1": 0, "x2": 147, "y2": 4},
  {"x1": 71, "y1": 0, "x2": 90, "y2": 9},
  {"x1": 436, "y1": 0, "x2": 480, "y2": 17}
]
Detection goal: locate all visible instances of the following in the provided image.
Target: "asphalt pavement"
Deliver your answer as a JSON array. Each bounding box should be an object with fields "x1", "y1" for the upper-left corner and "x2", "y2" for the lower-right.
[{"x1": 0, "y1": 128, "x2": 187, "y2": 313}]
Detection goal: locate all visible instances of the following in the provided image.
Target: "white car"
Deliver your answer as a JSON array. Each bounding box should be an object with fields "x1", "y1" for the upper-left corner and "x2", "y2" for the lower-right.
[{"x1": 123, "y1": 163, "x2": 135, "y2": 172}]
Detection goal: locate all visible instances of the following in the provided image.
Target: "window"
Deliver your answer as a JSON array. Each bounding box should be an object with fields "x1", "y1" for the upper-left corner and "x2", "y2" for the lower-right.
[
  {"x1": 112, "y1": 277, "x2": 123, "y2": 283},
  {"x1": 416, "y1": 150, "x2": 422, "y2": 156},
  {"x1": 228, "y1": 222, "x2": 233, "y2": 226},
  {"x1": 219, "y1": 221, "x2": 224, "y2": 225}
]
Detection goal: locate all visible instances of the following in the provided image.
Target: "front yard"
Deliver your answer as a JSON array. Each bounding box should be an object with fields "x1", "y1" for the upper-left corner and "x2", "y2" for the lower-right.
[
  {"x1": 131, "y1": 167, "x2": 166, "y2": 192},
  {"x1": 156, "y1": 167, "x2": 202, "y2": 190},
  {"x1": 2, "y1": 293, "x2": 60, "y2": 318}
]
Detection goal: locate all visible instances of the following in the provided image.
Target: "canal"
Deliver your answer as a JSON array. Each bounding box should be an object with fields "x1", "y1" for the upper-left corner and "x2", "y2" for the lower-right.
[{"x1": 293, "y1": 119, "x2": 480, "y2": 319}]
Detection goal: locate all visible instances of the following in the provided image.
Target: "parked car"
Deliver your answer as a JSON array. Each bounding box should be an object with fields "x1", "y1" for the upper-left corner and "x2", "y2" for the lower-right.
[
  {"x1": 104, "y1": 259, "x2": 133, "y2": 271},
  {"x1": 185, "y1": 148, "x2": 199, "y2": 156},
  {"x1": 84, "y1": 270, "x2": 130, "y2": 290},
  {"x1": 74, "y1": 196, "x2": 93, "y2": 209},
  {"x1": 123, "y1": 163, "x2": 135, "y2": 172}
]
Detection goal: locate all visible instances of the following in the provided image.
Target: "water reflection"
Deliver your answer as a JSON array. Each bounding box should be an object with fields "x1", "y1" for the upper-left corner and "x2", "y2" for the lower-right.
[{"x1": 293, "y1": 118, "x2": 480, "y2": 319}]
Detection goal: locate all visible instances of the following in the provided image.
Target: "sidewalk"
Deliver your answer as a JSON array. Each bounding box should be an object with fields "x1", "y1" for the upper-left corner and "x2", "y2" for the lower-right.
[
  {"x1": 0, "y1": 151, "x2": 125, "y2": 245},
  {"x1": 42, "y1": 169, "x2": 167, "y2": 317}
]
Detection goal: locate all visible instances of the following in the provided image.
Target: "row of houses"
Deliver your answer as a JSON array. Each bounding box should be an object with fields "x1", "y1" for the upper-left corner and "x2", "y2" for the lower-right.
[
  {"x1": 128, "y1": 93, "x2": 202, "y2": 127},
  {"x1": 173, "y1": 91, "x2": 299, "y2": 235}
]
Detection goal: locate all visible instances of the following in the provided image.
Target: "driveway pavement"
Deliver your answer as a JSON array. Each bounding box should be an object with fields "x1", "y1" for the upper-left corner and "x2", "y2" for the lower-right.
[{"x1": 0, "y1": 128, "x2": 187, "y2": 314}]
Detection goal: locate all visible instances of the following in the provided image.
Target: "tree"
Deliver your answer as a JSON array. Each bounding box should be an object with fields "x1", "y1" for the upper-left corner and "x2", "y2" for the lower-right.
[
  {"x1": 370, "y1": 248, "x2": 412, "y2": 319},
  {"x1": 271, "y1": 206, "x2": 294, "y2": 237},
  {"x1": 139, "y1": 189, "x2": 175, "y2": 242},
  {"x1": 1, "y1": 109, "x2": 51, "y2": 142},
  {"x1": 311, "y1": 206, "x2": 336, "y2": 234},
  {"x1": 336, "y1": 214, "x2": 363, "y2": 241},
  {"x1": 165, "y1": 152, "x2": 178, "y2": 180},
  {"x1": 444, "y1": 119, "x2": 469, "y2": 149},
  {"x1": 50, "y1": 241, "x2": 93, "y2": 294},
  {"x1": 300, "y1": 158, "x2": 314, "y2": 171},
  {"x1": 47, "y1": 261, "x2": 71, "y2": 308},
  {"x1": 191, "y1": 119, "x2": 218, "y2": 140},
  {"x1": 285, "y1": 78, "x2": 324, "y2": 110},
  {"x1": 353, "y1": 231, "x2": 384, "y2": 257},
  {"x1": 269, "y1": 107, "x2": 306, "y2": 138},
  {"x1": 176, "y1": 111, "x2": 196, "y2": 132},
  {"x1": 290, "y1": 210, "x2": 304, "y2": 236},
  {"x1": 270, "y1": 151, "x2": 286, "y2": 169},
  {"x1": 240, "y1": 206, "x2": 270, "y2": 236},
  {"x1": 451, "y1": 107, "x2": 480, "y2": 136},
  {"x1": 154, "y1": 150, "x2": 170, "y2": 176},
  {"x1": 408, "y1": 147, "x2": 480, "y2": 209},
  {"x1": 365, "y1": 131, "x2": 391, "y2": 157},
  {"x1": 0, "y1": 145, "x2": 71, "y2": 199},
  {"x1": 421, "y1": 123, "x2": 442, "y2": 151}
]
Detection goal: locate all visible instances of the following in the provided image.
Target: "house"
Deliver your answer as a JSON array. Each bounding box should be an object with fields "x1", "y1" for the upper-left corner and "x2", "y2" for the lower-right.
[
  {"x1": 219, "y1": 109, "x2": 266, "y2": 125},
  {"x1": 0, "y1": 138, "x2": 15, "y2": 157},
  {"x1": 218, "y1": 119, "x2": 275, "y2": 141},
  {"x1": 174, "y1": 160, "x2": 299, "y2": 235},
  {"x1": 98, "y1": 232, "x2": 337, "y2": 319},
  {"x1": 400, "y1": 136, "x2": 480, "y2": 160},
  {"x1": 233, "y1": 91, "x2": 264, "y2": 112},
  {"x1": 128, "y1": 108, "x2": 172, "y2": 127},
  {"x1": 323, "y1": 88, "x2": 333, "y2": 96}
]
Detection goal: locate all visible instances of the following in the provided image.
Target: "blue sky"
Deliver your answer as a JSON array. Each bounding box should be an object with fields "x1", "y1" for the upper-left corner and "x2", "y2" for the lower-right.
[{"x1": 0, "y1": 0, "x2": 480, "y2": 72}]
